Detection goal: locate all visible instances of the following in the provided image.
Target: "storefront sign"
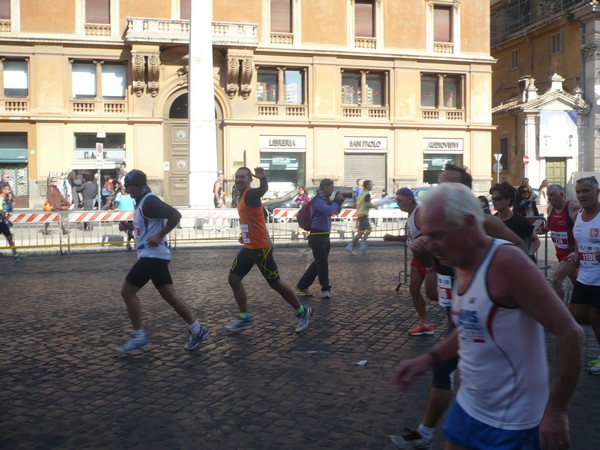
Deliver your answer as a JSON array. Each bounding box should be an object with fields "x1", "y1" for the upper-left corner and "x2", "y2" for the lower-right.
[
  {"x1": 423, "y1": 138, "x2": 464, "y2": 153},
  {"x1": 260, "y1": 135, "x2": 306, "y2": 151},
  {"x1": 343, "y1": 137, "x2": 387, "y2": 152}
]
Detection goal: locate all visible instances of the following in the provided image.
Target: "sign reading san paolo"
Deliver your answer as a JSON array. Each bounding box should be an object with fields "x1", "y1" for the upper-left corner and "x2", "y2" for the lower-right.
[{"x1": 343, "y1": 137, "x2": 387, "y2": 151}]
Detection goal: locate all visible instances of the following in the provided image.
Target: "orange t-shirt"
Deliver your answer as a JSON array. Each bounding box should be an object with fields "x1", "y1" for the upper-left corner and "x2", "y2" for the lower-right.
[{"x1": 237, "y1": 188, "x2": 271, "y2": 249}]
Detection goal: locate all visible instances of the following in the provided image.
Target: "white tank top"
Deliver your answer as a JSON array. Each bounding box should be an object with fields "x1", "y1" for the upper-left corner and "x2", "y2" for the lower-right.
[
  {"x1": 134, "y1": 193, "x2": 171, "y2": 260},
  {"x1": 573, "y1": 208, "x2": 600, "y2": 286},
  {"x1": 406, "y1": 206, "x2": 420, "y2": 247},
  {"x1": 452, "y1": 239, "x2": 548, "y2": 430}
]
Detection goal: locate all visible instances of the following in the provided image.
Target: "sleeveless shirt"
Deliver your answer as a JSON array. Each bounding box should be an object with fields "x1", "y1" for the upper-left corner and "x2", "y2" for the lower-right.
[
  {"x1": 573, "y1": 208, "x2": 600, "y2": 286},
  {"x1": 406, "y1": 206, "x2": 420, "y2": 247},
  {"x1": 452, "y1": 239, "x2": 548, "y2": 430},
  {"x1": 134, "y1": 193, "x2": 171, "y2": 260},
  {"x1": 548, "y1": 202, "x2": 575, "y2": 260},
  {"x1": 238, "y1": 188, "x2": 272, "y2": 249}
]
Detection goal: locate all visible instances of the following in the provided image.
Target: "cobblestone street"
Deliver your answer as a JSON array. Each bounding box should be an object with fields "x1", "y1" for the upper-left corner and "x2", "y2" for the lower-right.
[{"x1": 1, "y1": 244, "x2": 599, "y2": 449}]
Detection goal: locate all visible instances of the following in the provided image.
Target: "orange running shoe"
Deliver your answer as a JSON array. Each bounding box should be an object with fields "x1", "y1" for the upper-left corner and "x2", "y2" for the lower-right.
[{"x1": 408, "y1": 321, "x2": 434, "y2": 336}]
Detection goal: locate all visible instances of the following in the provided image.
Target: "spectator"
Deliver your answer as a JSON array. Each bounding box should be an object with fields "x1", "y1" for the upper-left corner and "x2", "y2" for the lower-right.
[
  {"x1": 514, "y1": 184, "x2": 540, "y2": 217},
  {"x1": 43, "y1": 177, "x2": 69, "y2": 235},
  {"x1": 76, "y1": 173, "x2": 98, "y2": 230},
  {"x1": 214, "y1": 171, "x2": 225, "y2": 208},
  {"x1": 478, "y1": 195, "x2": 491, "y2": 214},
  {"x1": 0, "y1": 173, "x2": 15, "y2": 211},
  {"x1": 0, "y1": 184, "x2": 25, "y2": 260},
  {"x1": 293, "y1": 186, "x2": 310, "y2": 239},
  {"x1": 538, "y1": 179, "x2": 549, "y2": 207},
  {"x1": 114, "y1": 184, "x2": 135, "y2": 250}
]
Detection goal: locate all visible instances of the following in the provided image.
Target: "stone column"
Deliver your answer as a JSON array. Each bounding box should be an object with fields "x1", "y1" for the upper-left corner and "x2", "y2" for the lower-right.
[{"x1": 188, "y1": 0, "x2": 217, "y2": 207}]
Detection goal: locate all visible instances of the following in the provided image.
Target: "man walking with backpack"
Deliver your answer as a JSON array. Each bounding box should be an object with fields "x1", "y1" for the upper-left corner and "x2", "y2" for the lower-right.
[{"x1": 296, "y1": 178, "x2": 344, "y2": 299}]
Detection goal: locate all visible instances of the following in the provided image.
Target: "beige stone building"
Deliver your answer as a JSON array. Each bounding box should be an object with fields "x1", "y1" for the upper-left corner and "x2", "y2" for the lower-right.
[
  {"x1": 0, "y1": 0, "x2": 493, "y2": 208},
  {"x1": 490, "y1": 0, "x2": 600, "y2": 190}
]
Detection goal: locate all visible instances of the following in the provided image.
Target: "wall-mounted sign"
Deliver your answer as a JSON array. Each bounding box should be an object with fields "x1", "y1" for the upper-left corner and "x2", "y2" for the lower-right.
[
  {"x1": 423, "y1": 138, "x2": 464, "y2": 153},
  {"x1": 260, "y1": 135, "x2": 306, "y2": 151},
  {"x1": 344, "y1": 137, "x2": 387, "y2": 152}
]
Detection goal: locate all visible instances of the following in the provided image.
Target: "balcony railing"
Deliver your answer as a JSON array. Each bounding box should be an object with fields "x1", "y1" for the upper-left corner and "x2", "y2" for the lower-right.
[
  {"x1": 270, "y1": 32, "x2": 293, "y2": 45},
  {"x1": 125, "y1": 18, "x2": 258, "y2": 47},
  {"x1": 342, "y1": 106, "x2": 389, "y2": 119},
  {"x1": 71, "y1": 99, "x2": 127, "y2": 114},
  {"x1": 355, "y1": 37, "x2": 377, "y2": 49},
  {"x1": 0, "y1": 19, "x2": 10, "y2": 33},
  {"x1": 258, "y1": 104, "x2": 307, "y2": 117},
  {"x1": 85, "y1": 23, "x2": 111, "y2": 37},
  {"x1": 1, "y1": 98, "x2": 29, "y2": 113},
  {"x1": 433, "y1": 42, "x2": 454, "y2": 54},
  {"x1": 421, "y1": 109, "x2": 464, "y2": 121}
]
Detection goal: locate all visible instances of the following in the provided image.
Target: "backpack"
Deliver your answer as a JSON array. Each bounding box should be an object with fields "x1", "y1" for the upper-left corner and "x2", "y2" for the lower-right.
[{"x1": 297, "y1": 198, "x2": 314, "y2": 230}]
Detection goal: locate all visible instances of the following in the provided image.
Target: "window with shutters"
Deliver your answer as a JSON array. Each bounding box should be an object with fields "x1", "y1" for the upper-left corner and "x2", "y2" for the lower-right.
[
  {"x1": 354, "y1": 0, "x2": 377, "y2": 49},
  {"x1": 85, "y1": 0, "x2": 111, "y2": 36},
  {"x1": 428, "y1": 1, "x2": 460, "y2": 54},
  {"x1": 270, "y1": 0, "x2": 293, "y2": 44}
]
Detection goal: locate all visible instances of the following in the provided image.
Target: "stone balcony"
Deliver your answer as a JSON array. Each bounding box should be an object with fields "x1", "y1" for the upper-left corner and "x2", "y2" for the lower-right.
[{"x1": 125, "y1": 18, "x2": 258, "y2": 47}]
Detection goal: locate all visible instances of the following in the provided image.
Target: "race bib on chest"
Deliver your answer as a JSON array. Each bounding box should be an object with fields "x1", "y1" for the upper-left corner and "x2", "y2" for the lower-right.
[
  {"x1": 551, "y1": 230, "x2": 569, "y2": 249},
  {"x1": 437, "y1": 273, "x2": 453, "y2": 307},
  {"x1": 240, "y1": 224, "x2": 251, "y2": 244},
  {"x1": 578, "y1": 243, "x2": 600, "y2": 267}
]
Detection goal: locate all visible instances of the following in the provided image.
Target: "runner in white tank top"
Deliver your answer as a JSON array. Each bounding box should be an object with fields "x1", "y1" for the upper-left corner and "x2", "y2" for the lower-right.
[{"x1": 392, "y1": 183, "x2": 583, "y2": 450}]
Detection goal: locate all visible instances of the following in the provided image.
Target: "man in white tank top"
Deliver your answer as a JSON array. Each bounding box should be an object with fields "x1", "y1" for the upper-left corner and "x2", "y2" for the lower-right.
[
  {"x1": 570, "y1": 176, "x2": 600, "y2": 375},
  {"x1": 117, "y1": 170, "x2": 209, "y2": 353},
  {"x1": 392, "y1": 183, "x2": 583, "y2": 450}
]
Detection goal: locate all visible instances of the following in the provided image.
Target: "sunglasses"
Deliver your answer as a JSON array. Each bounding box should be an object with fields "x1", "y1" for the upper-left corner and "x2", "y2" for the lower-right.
[{"x1": 491, "y1": 196, "x2": 504, "y2": 202}]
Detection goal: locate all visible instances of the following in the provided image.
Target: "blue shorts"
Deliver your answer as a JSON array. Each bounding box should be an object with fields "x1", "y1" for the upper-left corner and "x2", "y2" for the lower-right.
[{"x1": 444, "y1": 401, "x2": 540, "y2": 450}]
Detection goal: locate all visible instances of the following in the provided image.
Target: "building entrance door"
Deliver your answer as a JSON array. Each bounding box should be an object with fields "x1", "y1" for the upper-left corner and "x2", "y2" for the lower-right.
[
  {"x1": 545, "y1": 158, "x2": 566, "y2": 187},
  {"x1": 164, "y1": 93, "x2": 189, "y2": 206}
]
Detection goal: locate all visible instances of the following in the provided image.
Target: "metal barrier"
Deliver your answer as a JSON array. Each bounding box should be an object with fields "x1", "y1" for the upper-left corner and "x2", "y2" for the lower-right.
[{"x1": 1, "y1": 207, "x2": 408, "y2": 256}]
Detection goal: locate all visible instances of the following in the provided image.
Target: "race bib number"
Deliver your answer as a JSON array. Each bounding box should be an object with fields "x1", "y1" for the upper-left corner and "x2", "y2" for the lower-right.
[
  {"x1": 437, "y1": 274, "x2": 453, "y2": 307},
  {"x1": 240, "y1": 224, "x2": 251, "y2": 244},
  {"x1": 551, "y1": 230, "x2": 569, "y2": 249},
  {"x1": 578, "y1": 243, "x2": 600, "y2": 267}
]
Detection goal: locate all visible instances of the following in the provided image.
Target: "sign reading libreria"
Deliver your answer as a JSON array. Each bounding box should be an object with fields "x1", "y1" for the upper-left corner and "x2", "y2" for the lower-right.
[{"x1": 260, "y1": 136, "x2": 306, "y2": 151}]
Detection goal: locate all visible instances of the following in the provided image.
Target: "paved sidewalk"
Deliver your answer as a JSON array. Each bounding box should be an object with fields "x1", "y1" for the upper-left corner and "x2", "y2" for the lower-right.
[{"x1": 1, "y1": 245, "x2": 599, "y2": 449}]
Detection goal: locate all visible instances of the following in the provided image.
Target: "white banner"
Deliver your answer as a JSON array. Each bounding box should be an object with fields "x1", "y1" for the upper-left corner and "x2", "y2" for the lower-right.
[{"x1": 539, "y1": 111, "x2": 578, "y2": 158}]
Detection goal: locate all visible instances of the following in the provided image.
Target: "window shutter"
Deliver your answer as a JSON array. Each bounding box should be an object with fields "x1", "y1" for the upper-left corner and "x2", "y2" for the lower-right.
[
  {"x1": 434, "y1": 7, "x2": 452, "y2": 42},
  {"x1": 0, "y1": 0, "x2": 10, "y2": 20},
  {"x1": 86, "y1": 0, "x2": 110, "y2": 24},
  {"x1": 355, "y1": 1, "x2": 374, "y2": 38},
  {"x1": 180, "y1": 0, "x2": 190, "y2": 20},
  {"x1": 271, "y1": 0, "x2": 291, "y2": 33}
]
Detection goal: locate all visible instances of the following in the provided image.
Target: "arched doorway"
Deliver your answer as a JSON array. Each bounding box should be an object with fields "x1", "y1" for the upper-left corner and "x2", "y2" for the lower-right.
[{"x1": 163, "y1": 91, "x2": 225, "y2": 206}]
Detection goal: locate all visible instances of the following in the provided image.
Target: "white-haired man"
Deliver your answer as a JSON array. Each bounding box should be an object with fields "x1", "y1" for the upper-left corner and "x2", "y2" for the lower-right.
[{"x1": 393, "y1": 182, "x2": 583, "y2": 450}]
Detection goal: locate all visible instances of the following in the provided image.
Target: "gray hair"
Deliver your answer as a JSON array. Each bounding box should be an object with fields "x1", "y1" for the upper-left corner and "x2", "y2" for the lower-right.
[
  {"x1": 547, "y1": 184, "x2": 564, "y2": 196},
  {"x1": 576, "y1": 176, "x2": 599, "y2": 189},
  {"x1": 422, "y1": 183, "x2": 484, "y2": 228}
]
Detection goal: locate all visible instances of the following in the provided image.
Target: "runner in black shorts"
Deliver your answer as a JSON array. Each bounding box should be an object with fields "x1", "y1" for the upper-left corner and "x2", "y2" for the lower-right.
[{"x1": 230, "y1": 247, "x2": 281, "y2": 283}]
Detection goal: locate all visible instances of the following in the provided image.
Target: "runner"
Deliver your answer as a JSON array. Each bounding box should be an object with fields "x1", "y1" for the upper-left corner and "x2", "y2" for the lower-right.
[
  {"x1": 224, "y1": 166, "x2": 312, "y2": 333},
  {"x1": 346, "y1": 179, "x2": 375, "y2": 255},
  {"x1": 117, "y1": 169, "x2": 209, "y2": 353},
  {"x1": 544, "y1": 184, "x2": 579, "y2": 299},
  {"x1": 389, "y1": 164, "x2": 528, "y2": 449},
  {"x1": 393, "y1": 182, "x2": 583, "y2": 450},
  {"x1": 570, "y1": 176, "x2": 600, "y2": 375},
  {"x1": 383, "y1": 187, "x2": 434, "y2": 336}
]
